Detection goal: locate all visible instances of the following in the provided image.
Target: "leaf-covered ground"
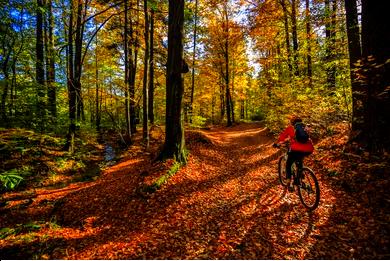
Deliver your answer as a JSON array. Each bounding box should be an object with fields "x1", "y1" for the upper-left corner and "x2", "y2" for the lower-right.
[{"x1": 0, "y1": 122, "x2": 389, "y2": 259}]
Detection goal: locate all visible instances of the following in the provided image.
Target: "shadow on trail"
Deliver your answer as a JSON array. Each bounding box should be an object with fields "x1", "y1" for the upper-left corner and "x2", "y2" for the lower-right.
[
  {"x1": 0, "y1": 123, "x2": 320, "y2": 259},
  {"x1": 304, "y1": 178, "x2": 390, "y2": 259}
]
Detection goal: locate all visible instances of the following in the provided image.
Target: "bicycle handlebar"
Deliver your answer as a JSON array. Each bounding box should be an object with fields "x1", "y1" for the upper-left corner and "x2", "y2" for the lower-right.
[{"x1": 273, "y1": 141, "x2": 290, "y2": 149}]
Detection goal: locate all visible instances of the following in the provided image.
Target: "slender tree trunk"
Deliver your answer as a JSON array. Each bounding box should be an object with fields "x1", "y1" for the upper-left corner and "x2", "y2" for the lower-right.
[
  {"x1": 190, "y1": 0, "x2": 198, "y2": 124},
  {"x1": 95, "y1": 22, "x2": 101, "y2": 132},
  {"x1": 325, "y1": 0, "x2": 336, "y2": 90},
  {"x1": 36, "y1": 0, "x2": 46, "y2": 129},
  {"x1": 46, "y1": 0, "x2": 56, "y2": 119},
  {"x1": 291, "y1": 0, "x2": 299, "y2": 76},
  {"x1": 330, "y1": 0, "x2": 337, "y2": 84},
  {"x1": 240, "y1": 100, "x2": 244, "y2": 119},
  {"x1": 129, "y1": 0, "x2": 139, "y2": 134},
  {"x1": 305, "y1": 0, "x2": 312, "y2": 86},
  {"x1": 344, "y1": 0, "x2": 363, "y2": 132},
  {"x1": 224, "y1": 3, "x2": 232, "y2": 127},
  {"x1": 280, "y1": 0, "x2": 293, "y2": 75},
  {"x1": 142, "y1": 0, "x2": 149, "y2": 147},
  {"x1": 148, "y1": 9, "x2": 155, "y2": 124},
  {"x1": 124, "y1": 0, "x2": 132, "y2": 139},
  {"x1": 212, "y1": 86, "x2": 216, "y2": 123},
  {"x1": 220, "y1": 77, "x2": 225, "y2": 120},
  {"x1": 1, "y1": 66, "x2": 9, "y2": 126},
  {"x1": 74, "y1": 0, "x2": 85, "y2": 122},
  {"x1": 1, "y1": 44, "x2": 11, "y2": 125},
  {"x1": 66, "y1": 1, "x2": 76, "y2": 153},
  {"x1": 10, "y1": 59, "x2": 16, "y2": 118},
  {"x1": 231, "y1": 57, "x2": 235, "y2": 123},
  {"x1": 158, "y1": 0, "x2": 186, "y2": 162}
]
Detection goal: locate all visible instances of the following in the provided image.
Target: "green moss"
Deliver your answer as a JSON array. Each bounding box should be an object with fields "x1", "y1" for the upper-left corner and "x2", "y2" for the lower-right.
[
  {"x1": 143, "y1": 161, "x2": 183, "y2": 193},
  {"x1": 154, "y1": 161, "x2": 181, "y2": 188}
]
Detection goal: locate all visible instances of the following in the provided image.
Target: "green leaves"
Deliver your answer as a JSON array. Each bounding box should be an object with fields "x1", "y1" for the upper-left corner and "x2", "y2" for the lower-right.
[
  {"x1": 0, "y1": 169, "x2": 24, "y2": 190},
  {"x1": 148, "y1": 0, "x2": 159, "y2": 11}
]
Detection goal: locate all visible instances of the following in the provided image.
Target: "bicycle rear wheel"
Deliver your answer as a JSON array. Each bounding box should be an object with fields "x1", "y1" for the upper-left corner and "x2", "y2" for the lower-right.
[
  {"x1": 278, "y1": 155, "x2": 289, "y2": 186},
  {"x1": 298, "y1": 167, "x2": 320, "y2": 210}
]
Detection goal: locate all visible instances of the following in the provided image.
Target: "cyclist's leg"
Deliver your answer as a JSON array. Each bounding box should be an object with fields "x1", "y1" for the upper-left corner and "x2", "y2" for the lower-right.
[
  {"x1": 295, "y1": 152, "x2": 311, "y2": 183},
  {"x1": 295, "y1": 158, "x2": 303, "y2": 184},
  {"x1": 285, "y1": 153, "x2": 295, "y2": 191},
  {"x1": 286, "y1": 151, "x2": 296, "y2": 180}
]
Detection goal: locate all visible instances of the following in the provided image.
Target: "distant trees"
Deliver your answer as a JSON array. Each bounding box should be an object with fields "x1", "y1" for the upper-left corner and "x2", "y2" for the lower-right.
[{"x1": 1, "y1": 0, "x2": 389, "y2": 155}]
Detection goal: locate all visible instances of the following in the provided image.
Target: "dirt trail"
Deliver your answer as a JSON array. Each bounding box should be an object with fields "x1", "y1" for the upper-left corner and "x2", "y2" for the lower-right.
[
  {"x1": 53, "y1": 122, "x2": 329, "y2": 259},
  {"x1": 0, "y1": 122, "x2": 379, "y2": 259}
]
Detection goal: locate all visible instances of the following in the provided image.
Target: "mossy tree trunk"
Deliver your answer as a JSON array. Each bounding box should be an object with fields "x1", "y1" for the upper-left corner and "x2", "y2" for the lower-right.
[{"x1": 158, "y1": 0, "x2": 187, "y2": 163}]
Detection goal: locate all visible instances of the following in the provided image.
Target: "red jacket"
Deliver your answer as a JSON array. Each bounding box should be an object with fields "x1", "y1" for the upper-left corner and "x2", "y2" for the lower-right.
[{"x1": 277, "y1": 125, "x2": 314, "y2": 153}]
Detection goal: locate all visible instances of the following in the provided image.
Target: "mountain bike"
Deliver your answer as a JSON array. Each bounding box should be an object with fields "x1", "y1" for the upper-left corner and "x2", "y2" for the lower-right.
[{"x1": 276, "y1": 143, "x2": 320, "y2": 210}]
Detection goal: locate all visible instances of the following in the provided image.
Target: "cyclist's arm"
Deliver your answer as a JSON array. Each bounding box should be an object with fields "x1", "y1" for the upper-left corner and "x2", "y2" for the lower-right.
[{"x1": 277, "y1": 125, "x2": 294, "y2": 143}]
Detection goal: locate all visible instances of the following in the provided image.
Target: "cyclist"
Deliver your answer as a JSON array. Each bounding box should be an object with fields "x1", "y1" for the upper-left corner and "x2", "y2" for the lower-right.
[{"x1": 273, "y1": 116, "x2": 314, "y2": 191}]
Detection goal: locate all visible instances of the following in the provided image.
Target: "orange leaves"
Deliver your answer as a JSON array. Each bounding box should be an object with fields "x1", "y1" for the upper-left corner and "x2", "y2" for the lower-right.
[{"x1": 1, "y1": 123, "x2": 389, "y2": 259}]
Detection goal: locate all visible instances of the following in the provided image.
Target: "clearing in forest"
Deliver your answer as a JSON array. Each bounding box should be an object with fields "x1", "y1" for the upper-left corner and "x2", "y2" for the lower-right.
[{"x1": 0, "y1": 122, "x2": 388, "y2": 259}]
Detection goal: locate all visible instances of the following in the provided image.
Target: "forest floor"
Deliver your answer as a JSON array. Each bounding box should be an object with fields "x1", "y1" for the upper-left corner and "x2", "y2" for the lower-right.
[{"x1": 0, "y1": 122, "x2": 389, "y2": 259}]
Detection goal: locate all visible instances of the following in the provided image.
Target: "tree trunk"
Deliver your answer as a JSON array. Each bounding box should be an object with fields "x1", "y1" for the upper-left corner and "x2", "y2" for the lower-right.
[
  {"x1": 74, "y1": 0, "x2": 85, "y2": 122},
  {"x1": 95, "y1": 22, "x2": 101, "y2": 132},
  {"x1": 291, "y1": 0, "x2": 299, "y2": 76},
  {"x1": 66, "y1": 0, "x2": 76, "y2": 153},
  {"x1": 279, "y1": 0, "x2": 293, "y2": 75},
  {"x1": 1, "y1": 68, "x2": 9, "y2": 126},
  {"x1": 220, "y1": 77, "x2": 225, "y2": 120},
  {"x1": 190, "y1": 0, "x2": 198, "y2": 124},
  {"x1": 142, "y1": 0, "x2": 149, "y2": 147},
  {"x1": 325, "y1": 0, "x2": 336, "y2": 90},
  {"x1": 240, "y1": 100, "x2": 244, "y2": 119},
  {"x1": 1, "y1": 47, "x2": 11, "y2": 126},
  {"x1": 129, "y1": 0, "x2": 139, "y2": 135},
  {"x1": 360, "y1": 0, "x2": 390, "y2": 151},
  {"x1": 10, "y1": 59, "x2": 16, "y2": 118},
  {"x1": 148, "y1": 9, "x2": 155, "y2": 124},
  {"x1": 124, "y1": 0, "x2": 132, "y2": 139},
  {"x1": 231, "y1": 57, "x2": 235, "y2": 123},
  {"x1": 344, "y1": 0, "x2": 363, "y2": 132},
  {"x1": 36, "y1": 0, "x2": 46, "y2": 129},
  {"x1": 305, "y1": 0, "x2": 312, "y2": 86},
  {"x1": 46, "y1": 0, "x2": 56, "y2": 119},
  {"x1": 158, "y1": 0, "x2": 186, "y2": 163},
  {"x1": 224, "y1": 3, "x2": 232, "y2": 127}
]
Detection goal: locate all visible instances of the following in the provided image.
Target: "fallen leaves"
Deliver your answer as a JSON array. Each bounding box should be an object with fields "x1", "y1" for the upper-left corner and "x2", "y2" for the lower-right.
[{"x1": 0, "y1": 122, "x2": 389, "y2": 259}]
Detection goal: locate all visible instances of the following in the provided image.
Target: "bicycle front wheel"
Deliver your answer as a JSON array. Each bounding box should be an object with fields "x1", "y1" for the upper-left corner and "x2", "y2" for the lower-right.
[
  {"x1": 278, "y1": 155, "x2": 289, "y2": 186},
  {"x1": 298, "y1": 167, "x2": 320, "y2": 210}
]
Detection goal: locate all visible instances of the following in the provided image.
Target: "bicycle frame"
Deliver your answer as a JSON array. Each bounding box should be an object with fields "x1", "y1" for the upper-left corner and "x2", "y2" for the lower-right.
[{"x1": 276, "y1": 142, "x2": 320, "y2": 210}]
